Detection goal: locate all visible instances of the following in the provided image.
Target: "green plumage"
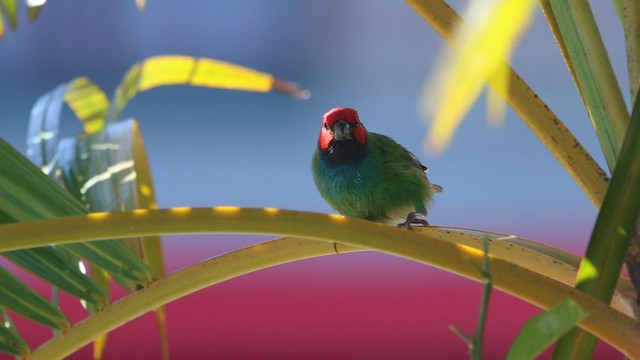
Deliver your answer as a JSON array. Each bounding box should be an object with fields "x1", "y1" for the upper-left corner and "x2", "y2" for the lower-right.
[{"x1": 312, "y1": 132, "x2": 439, "y2": 224}]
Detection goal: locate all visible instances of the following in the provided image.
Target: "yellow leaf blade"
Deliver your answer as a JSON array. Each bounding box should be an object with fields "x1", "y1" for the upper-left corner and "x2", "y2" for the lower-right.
[
  {"x1": 191, "y1": 58, "x2": 274, "y2": 92},
  {"x1": 63, "y1": 77, "x2": 110, "y2": 134},
  {"x1": 92, "y1": 334, "x2": 107, "y2": 360},
  {"x1": 423, "y1": 0, "x2": 536, "y2": 153},
  {"x1": 136, "y1": 55, "x2": 275, "y2": 93},
  {"x1": 486, "y1": 65, "x2": 509, "y2": 126},
  {"x1": 407, "y1": 0, "x2": 609, "y2": 208},
  {"x1": 109, "y1": 55, "x2": 308, "y2": 122}
]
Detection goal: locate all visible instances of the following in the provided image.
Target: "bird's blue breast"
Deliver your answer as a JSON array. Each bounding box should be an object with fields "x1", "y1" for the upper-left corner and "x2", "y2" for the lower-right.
[{"x1": 312, "y1": 148, "x2": 385, "y2": 219}]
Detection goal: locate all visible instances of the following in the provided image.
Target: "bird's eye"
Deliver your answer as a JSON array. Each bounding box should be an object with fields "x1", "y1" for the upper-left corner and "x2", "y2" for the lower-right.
[
  {"x1": 323, "y1": 122, "x2": 330, "y2": 130},
  {"x1": 354, "y1": 118, "x2": 360, "y2": 127}
]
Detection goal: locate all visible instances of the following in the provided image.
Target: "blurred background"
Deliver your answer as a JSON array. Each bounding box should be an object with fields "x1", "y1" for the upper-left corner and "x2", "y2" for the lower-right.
[{"x1": 0, "y1": 0, "x2": 626, "y2": 358}]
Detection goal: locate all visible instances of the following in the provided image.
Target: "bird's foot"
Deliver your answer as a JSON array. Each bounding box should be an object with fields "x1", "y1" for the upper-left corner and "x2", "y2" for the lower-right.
[{"x1": 397, "y1": 211, "x2": 429, "y2": 230}]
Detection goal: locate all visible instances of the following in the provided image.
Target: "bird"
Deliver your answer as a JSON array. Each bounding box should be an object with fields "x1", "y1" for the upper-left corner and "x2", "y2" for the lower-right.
[{"x1": 312, "y1": 107, "x2": 442, "y2": 228}]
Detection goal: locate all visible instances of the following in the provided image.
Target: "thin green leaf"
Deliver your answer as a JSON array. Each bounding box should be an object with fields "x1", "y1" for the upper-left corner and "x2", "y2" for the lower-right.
[
  {"x1": 0, "y1": 306, "x2": 28, "y2": 357},
  {"x1": 1, "y1": 138, "x2": 88, "y2": 219},
  {"x1": 553, "y1": 88, "x2": 640, "y2": 358},
  {"x1": 622, "y1": 0, "x2": 640, "y2": 101},
  {"x1": 0, "y1": 138, "x2": 153, "y2": 285},
  {"x1": 0, "y1": 0, "x2": 18, "y2": 29},
  {"x1": 27, "y1": 82, "x2": 71, "y2": 179},
  {"x1": 547, "y1": 0, "x2": 629, "y2": 171},
  {"x1": 0, "y1": 308, "x2": 18, "y2": 336},
  {"x1": 3, "y1": 247, "x2": 107, "y2": 306},
  {"x1": 64, "y1": 241, "x2": 151, "y2": 287},
  {"x1": 0, "y1": 323, "x2": 28, "y2": 357},
  {"x1": 508, "y1": 298, "x2": 586, "y2": 360},
  {"x1": 0, "y1": 266, "x2": 69, "y2": 330},
  {"x1": 0, "y1": 210, "x2": 92, "y2": 312}
]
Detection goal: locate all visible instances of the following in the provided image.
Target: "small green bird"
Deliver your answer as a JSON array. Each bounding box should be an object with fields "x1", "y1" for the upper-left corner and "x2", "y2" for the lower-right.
[{"x1": 312, "y1": 107, "x2": 442, "y2": 228}]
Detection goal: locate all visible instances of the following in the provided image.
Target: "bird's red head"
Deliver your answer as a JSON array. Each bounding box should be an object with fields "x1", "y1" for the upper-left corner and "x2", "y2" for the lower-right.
[{"x1": 319, "y1": 107, "x2": 367, "y2": 150}]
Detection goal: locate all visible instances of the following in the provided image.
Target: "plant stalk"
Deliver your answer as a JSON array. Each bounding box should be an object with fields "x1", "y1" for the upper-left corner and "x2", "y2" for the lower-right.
[
  {"x1": 552, "y1": 88, "x2": 640, "y2": 359},
  {"x1": 1, "y1": 208, "x2": 636, "y2": 358},
  {"x1": 623, "y1": 0, "x2": 640, "y2": 101},
  {"x1": 472, "y1": 238, "x2": 492, "y2": 359},
  {"x1": 544, "y1": 0, "x2": 629, "y2": 171}
]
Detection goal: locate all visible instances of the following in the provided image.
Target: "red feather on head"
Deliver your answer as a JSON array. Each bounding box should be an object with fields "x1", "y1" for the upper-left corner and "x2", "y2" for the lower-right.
[{"x1": 319, "y1": 107, "x2": 367, "y2": 150}]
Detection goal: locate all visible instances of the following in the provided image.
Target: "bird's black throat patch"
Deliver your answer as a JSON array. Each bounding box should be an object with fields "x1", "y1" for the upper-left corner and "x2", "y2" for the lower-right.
[{"x1": 319, "y1": 139, "x2": 367, "y2": 166}]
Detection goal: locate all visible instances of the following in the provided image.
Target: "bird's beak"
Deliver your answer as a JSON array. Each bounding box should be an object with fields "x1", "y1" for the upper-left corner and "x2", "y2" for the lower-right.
[{"x1": 333, "y1": 120, "x2": 352, "y2": 141}]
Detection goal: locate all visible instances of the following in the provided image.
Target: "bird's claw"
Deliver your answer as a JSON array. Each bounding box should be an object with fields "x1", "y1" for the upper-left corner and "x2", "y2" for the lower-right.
[{"x1": 397, "y1": 212, "x2": 430, "y2": 230}]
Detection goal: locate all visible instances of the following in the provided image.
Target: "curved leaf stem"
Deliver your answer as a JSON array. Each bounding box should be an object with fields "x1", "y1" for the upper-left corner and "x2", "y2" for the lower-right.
[
  {"x1": 1, "y1": 208, "x2": 636, "y2": 358},
  {"x1": 2, "y1": 209, "x2": 634, "y2": 314}
]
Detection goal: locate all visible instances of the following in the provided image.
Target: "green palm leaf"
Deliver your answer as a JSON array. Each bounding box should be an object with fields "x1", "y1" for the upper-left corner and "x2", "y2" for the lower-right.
[
  {"x1": 0, "y1": 308, "x2": 28, "y2": 357},
  {"x1": 0, "y1": 138, "x2": 154, "y2": 284},
  {"x1": 3, "y1": 248, "x2": 106, "y2": 306},
  {"x1": 0, "y1": 266, "x2": 69, "y2": 330},
  {"x1": 544, "y1": 0, "x2": 628, "y2": 171}
]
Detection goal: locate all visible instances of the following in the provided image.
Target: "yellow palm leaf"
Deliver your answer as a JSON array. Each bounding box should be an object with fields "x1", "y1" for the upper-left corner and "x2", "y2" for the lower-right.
[
  {"x1": 422, "y1": 0, "x2": 536, "y2": 153},
  {"x1": 109, "y1": 55, "x2": 309, "y2": 123},
  {"x1": 63, "y1": 77, "x2": 110, "y2": 134}
]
